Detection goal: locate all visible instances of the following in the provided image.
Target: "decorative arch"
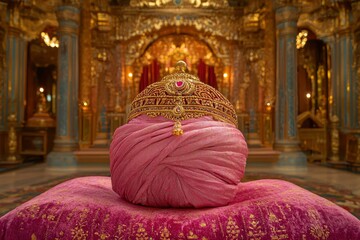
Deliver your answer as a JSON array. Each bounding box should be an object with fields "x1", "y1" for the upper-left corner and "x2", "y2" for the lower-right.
[
  {"x1": 297, "y1": 13, "x2": 337, "y2": 39},
  {"x1": 122, "y1": 25, "x2": 232, "y2": 66},
  {"x1": 131, "y1": 33, "x2": 224, "y2": 92}
]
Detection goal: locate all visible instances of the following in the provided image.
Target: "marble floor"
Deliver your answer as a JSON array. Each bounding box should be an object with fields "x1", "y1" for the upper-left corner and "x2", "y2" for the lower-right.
[{"x1": 0, "y1": 162, "x2": 359, "y2": 196}]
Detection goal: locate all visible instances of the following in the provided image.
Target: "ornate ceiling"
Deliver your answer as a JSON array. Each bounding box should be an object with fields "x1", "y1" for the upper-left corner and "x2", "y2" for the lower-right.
[{"x1": 129, "y1": 0, "x2": 229, "y2": 8}]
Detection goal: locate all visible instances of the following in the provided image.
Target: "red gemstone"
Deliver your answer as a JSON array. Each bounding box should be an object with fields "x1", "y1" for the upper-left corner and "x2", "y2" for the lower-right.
[{"x1": 175, "y1": 81, "x2": 184, "y2": 88}]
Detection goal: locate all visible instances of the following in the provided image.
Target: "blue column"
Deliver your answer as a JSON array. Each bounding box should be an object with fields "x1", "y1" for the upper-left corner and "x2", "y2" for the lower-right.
[
  {"x1": 0, "y1": 2, "x2": 7, "y2": 132},
  {"x1": 321, "y1": 36, "x2": 340, "y2": 120},
  {"x1": 5, "y1": 21, "x2": 27, "y2": 127},
  {"x1": 274, "y1": 5, "x2": 306, "y2": 164},
  {"x1": 47, "y1": 5, "x2": 80, "y2": 166},
  {"x1": 338, "y1": 30, "x2": 358, "y2": 130}
]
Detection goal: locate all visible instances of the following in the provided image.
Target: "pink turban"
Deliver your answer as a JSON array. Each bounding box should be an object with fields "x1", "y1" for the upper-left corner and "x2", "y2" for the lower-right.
[{"x1": 110, "y1": 115, "x2": 248, "y2": 208}]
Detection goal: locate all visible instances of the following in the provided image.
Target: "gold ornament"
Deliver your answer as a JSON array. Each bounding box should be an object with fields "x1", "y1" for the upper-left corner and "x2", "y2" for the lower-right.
[{"x1": 128, "y1": 60, "x2": 237, "y2": 136}]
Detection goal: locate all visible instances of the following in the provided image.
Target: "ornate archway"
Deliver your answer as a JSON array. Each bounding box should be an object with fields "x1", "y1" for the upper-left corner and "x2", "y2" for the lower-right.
[{"x1": 131, "y1": 34, "x2": 225, "y2": 94}]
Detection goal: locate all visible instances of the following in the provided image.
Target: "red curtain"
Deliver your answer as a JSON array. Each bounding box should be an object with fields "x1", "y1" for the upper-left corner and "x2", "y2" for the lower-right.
[
  {"x1": 207, "y1": 66, "x2": 218, "y2": 89},
  {"x1": 139, "y1": 59, "x2": 218, "y2": 91},
  {"x1": 139, "y1": 59, "x2": 160, "y2": 92},
  {"x1": 197, "y1": 59, "x2": 218, "y2": 89}
]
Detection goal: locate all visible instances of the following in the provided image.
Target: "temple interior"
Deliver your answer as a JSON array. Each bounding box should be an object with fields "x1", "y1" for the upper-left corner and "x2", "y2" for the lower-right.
[
  {"x1": 0, "y1": 0, "x2": 360, "y2": 240},
  {"x1": 0, "y1": 0, "x2": 360, "y2": 219}
]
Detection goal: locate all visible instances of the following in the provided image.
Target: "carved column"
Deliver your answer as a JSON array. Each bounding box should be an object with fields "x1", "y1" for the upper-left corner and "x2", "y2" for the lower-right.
[
  {"x1": 351, "y1": 2, "x2": 360, "y2": 129},
  {"x1": 246, "y1": 49, "x2": 262, "y2": 147},
  {"x1": 0, "y1": 2, "x2": 7, "y2": 132},
  {"x1": 5, "y1": 5, "x2": 27, "y2": 127},
  {"x1": 47, "y1": 5, "x2": 80, "y2": 166},
  {"x1": 337, "y1": 6, "x2": 358, "y2": 130},
  {"x1": 352, "y1": 2, "x2": 360, "y2": 129},
  {"x1": 321, "y1": 36, "x2": 339, "y2": 119},
  {"x1": 79, "y1": 0, "x2": 92, "y2": 148},
  {"x1": 274, "y1": 4, "x2": 304, "y2": 159}
]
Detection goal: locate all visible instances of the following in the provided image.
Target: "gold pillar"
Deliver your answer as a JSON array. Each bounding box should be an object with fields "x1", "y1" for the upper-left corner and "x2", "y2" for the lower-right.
[
  {"x1": 6, "y1": 114, "x2": 21, "y2": 162},
  {"x1": 245, "y1": 48, "x2": 262, "y2": 147},
  {"x1": 79, "y1": 0, "x2": 92, "y2": 148},
  {"x1": 328, "y1": 115, "x2": 339, "y2": 162}
]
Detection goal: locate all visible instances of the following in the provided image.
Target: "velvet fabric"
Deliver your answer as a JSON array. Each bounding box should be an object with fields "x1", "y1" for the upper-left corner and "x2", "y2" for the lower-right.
[
  {"x1": 110, "y1": 115, "x2": 248, "y2": 208},
  {"x1": 1, "y1": 176, "x2": 359, "y2": 240}
]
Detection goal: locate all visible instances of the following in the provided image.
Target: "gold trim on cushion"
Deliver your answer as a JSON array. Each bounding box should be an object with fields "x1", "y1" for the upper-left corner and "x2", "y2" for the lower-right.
[{"x1": 128, "y1": 61, "x2": 237, "y2": 135}]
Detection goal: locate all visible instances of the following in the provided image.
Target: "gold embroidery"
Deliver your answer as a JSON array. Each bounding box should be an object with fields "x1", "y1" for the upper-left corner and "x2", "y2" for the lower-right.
[
  {"x1": 70, "y1": 208, "x2": 89, "y2": 240},
  {"x1": 53, "y1": 231, "x2": 64, "y2": 240},
  {"x1": 16, "y1": 204, "x2": 40, "y2": 219},
  {"x1": 187, "y1": 230, "x2": 199, "y2": 239},
  {"x1": 71, "y1": 226, "x2": 89, "y2": 240},
  {"x1": 247, "y1": 214, "x2": 265, "y2": 240},
  {"x1": 41, "y1": 213, "x2": 56, "y2": 221},
  {"x1": 309, "y1": 225, "x2": 330, "y2": 240},
  {"x1": 307, "y1": 209, "x2": 330, "y2": 240},
  {"x1": 135, "y1": 223, "x2": 149, "y2": 240},
  {"x1": 226, "y1": 216, "x2": 240, "y2": 240},
  {"x1": 268, "y1": 212, "x2": 288, "y2": 240},
  {"x1": 177, "y1": 232, "x2": 186, "y2": 239},
  {"x1": 200, "y1": 222, "x2": 207, "y2": 228},
  {"x1": 31, "y1": 233, "x2": 37, "y2": 240},
  {"x1": 95, "y1": 213, "x2": 111, "y2": 240},
  {"x1": 159, "y1": 226, "x2": 171, "y2": 240},
  {"x1": 115, "y1": 224, "x2": 127, "y2": 240},
  {"x1": 211, "y1": 220, "x2": 218, "y2": 234},
  {"x1": 94, "y1": 232, "x2": 110, "y2": 240}
]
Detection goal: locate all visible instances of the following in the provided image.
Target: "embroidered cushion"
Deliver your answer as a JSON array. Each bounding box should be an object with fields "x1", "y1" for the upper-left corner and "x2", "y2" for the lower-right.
[{"x1": 1, "y1": 176, "x2": 359, "y2": 239}]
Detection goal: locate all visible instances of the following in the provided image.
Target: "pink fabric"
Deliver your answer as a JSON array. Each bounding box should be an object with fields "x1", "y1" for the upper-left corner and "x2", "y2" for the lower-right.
[
  {"x1": 110, "y1": 115, "x2": 248, "y2": 208},
  {"x1": 1, "y1": 176, "x2": 359, "y2": 240}
]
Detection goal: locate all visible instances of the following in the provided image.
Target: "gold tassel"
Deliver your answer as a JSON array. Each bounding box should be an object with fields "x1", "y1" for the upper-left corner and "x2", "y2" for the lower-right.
[{"x1": 172, "y1": 120, "x2": 183, "y2": 136}]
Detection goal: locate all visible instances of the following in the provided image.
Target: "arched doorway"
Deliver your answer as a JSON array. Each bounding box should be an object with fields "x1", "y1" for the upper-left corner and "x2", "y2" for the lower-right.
[
  {"x1": 297, "y1": 28, "x2": 329, "y2": 119},
  {"x1": 297, "y1": 28, "x2": 330, "y2": 161},
  {"x1": 134, "y1": 34, "x2": 221, "y2": 92}
]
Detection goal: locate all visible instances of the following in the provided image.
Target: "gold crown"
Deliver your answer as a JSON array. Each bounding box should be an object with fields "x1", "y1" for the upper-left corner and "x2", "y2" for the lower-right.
[{"x1": 128, "y1": 60, "x2": 237, "y2": 136}]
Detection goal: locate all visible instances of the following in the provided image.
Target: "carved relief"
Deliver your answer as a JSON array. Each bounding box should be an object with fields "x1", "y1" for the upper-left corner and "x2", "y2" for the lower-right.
[
  {"x1": 129, "y1": 0, "x2": 229, "y2": 8},
  {"x1": 114, "y1": 13, "x2": 241, "y2": 42},
  {"x1": 9, "y1": 1, "x2": 59, "y2": 41}
]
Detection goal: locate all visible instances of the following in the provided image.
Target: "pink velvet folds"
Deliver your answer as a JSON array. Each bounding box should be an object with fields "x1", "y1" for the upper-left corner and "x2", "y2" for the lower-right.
[
  {"x1": 1, "y1": 177, "x2": 359, "y2": 240},
  {"x1": 110, "y1": 115, "x2": 248, "y2": 208}
]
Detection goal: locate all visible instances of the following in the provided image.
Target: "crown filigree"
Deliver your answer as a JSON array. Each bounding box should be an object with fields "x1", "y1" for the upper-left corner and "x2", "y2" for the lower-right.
[{"x1": 128, "y1": 60, "x2": 237, "y2": 136}]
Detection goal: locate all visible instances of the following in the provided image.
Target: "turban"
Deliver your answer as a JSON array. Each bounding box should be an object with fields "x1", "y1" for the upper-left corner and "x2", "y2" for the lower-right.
[
  {"x1": 110, "y1": 61, "x2": 248, "y2": 208},
  {"x1": 110, "y1": 115, "x2": 248, "y2": 208}
]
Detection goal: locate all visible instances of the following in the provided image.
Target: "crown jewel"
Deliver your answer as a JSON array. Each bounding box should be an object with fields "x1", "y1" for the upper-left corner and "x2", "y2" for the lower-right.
[{"x1": 128, "y1": 60, "x2": 237, "y2": 136}]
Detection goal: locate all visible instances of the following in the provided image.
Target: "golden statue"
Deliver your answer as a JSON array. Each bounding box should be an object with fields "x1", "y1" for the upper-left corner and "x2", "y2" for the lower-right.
[
  {"x1": 36, "y1": 92, "x2": 48, "y2": 114},
  {"x1": 27, "y1": 90, "x2": 55, "y2": 127}
]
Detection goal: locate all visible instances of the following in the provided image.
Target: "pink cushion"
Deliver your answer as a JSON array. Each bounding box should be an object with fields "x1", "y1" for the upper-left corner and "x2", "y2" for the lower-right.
[
  {"x1": 110, "y1": 115, "x2": 248, "y2": 207},
  {"x1": 1, "y1": 176, "x2": 359, "y2": 239}
]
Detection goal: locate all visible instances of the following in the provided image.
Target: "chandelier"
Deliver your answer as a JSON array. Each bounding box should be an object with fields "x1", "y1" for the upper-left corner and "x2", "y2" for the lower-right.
[
  {"x1": 41, "y1": 32, "x2": 59, "y2": 48},
  {"x1": 296, "y1": 30, "x2": 308, "y2": 49}
]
